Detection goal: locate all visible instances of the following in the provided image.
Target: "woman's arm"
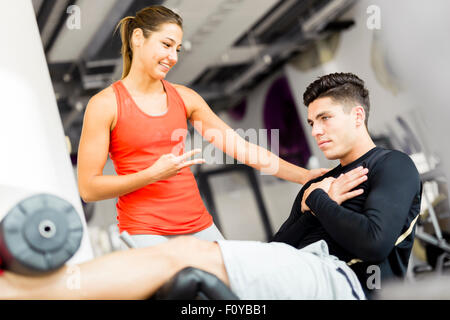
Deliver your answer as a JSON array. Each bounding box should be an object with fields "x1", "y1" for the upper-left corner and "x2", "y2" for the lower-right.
[
  {"x1": 175, "y1": 84, "x2": 326, "y2": 185},
  {"x1": 77, "y1": 89, "x2": 152, "y2": 202}
]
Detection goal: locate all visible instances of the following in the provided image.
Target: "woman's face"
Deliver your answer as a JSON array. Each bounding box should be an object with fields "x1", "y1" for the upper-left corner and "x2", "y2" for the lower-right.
[{"x1": 133, "y1": 23, "x2": 183, "y2": 80}]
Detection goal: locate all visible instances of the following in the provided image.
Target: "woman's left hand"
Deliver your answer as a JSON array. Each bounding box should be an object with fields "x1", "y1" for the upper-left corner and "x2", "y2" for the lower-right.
[
  {"x1": 305, "y1": 168, "x2": 330, "y2": 183},
  {"x1": 301, "y1": 177, "x2": 335, "y2": 213}
]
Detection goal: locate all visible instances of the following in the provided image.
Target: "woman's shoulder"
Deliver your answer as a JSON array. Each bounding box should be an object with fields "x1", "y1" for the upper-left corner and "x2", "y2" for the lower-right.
[
  {"x1": 171, "y1": 83, "x2": 205, "y2": 105},
  {"x1": 170, "y1": 83, "x2": 205, "y2": 117},
  {"x1": 89, "y1": 85, "x2": 116, "y2": 105},
  {"x1": 85, "y1": 85, "x2": 117, "y2": 122},
  {"x1": 171, "y1": 83, "x2": 196, "y2": 97}
]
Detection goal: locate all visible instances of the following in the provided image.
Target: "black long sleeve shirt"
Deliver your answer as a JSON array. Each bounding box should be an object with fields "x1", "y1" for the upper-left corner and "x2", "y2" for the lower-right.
[{"x1": 271, "y1": 147, "x2": 421, "y2": 297}]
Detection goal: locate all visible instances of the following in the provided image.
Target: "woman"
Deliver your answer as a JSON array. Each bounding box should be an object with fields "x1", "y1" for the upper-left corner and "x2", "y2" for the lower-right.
[{"x1": 77, "y1": 5, "x2": 326, "y2": 247}]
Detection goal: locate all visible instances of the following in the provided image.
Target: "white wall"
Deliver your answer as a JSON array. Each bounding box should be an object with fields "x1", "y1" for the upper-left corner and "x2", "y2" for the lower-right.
[{"x1": 285, "y1": 0, "x2": 428, "y2": 168}]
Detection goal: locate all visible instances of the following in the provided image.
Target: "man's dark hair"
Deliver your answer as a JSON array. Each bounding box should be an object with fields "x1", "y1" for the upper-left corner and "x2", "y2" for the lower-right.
[{"x1": 303, "y1": 72, "x2": 370, "y2": 127}]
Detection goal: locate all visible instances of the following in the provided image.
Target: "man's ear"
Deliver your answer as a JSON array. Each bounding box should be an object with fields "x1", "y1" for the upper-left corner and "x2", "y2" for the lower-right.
[{"x1": 353, "y1": 106, "x2": 366, "y2": 127}]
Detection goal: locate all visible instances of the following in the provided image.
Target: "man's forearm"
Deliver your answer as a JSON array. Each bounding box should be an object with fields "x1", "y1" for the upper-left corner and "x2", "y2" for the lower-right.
[{"x1": 305, "y1": 189, "x2": 407, "y2": 262}]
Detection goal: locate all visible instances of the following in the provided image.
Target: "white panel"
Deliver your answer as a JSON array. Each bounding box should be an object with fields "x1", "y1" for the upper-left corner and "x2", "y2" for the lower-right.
[
  {"x1": 378, "y1": 0, "x2": 450, "y2": 187},
  {"x1": 0, "y1": 1, "x2": 93, "y2": 263}
]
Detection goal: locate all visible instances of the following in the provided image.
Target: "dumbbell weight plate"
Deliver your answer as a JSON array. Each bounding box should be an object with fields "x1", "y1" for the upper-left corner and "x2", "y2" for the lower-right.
[{"x1": 0, "y1": 193, "x2": 83, "y2": 274}]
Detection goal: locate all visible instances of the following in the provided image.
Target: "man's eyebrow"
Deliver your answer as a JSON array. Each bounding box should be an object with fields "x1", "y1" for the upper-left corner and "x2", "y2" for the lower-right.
[
  {"x1": 307, "y1": 111, "x2": 331, "y2": 125},
  {"x1": 315, "y1": 111, "x2": 331, "y2": 119}
]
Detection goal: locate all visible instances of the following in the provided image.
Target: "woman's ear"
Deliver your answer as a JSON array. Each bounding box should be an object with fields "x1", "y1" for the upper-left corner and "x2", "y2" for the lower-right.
[{"x1": 131, "y1": 28, "x2": 144, "y2": 49}]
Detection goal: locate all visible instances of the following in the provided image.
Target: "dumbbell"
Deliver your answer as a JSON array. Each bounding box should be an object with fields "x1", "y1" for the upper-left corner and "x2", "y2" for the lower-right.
[{"x1": 0, "y1": 193, "x2": 83, "y2": 275}]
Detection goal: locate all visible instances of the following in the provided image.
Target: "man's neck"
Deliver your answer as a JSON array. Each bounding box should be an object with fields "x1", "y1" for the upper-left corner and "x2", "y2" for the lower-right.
[{"x1": 340, "y1": 135, "x2": 377, "y2": 166}]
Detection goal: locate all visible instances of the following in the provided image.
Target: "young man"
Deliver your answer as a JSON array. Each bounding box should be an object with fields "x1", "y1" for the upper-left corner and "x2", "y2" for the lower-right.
[
  {"x1": 0, "y1": 73, "x2": 420, "y2": 300},
  {"x1": 271, "y1": 72, "x2": 422, "y2": 298}
]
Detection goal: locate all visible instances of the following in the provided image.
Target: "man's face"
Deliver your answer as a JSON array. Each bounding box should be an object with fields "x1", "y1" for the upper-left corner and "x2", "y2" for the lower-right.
[{"x1": 307, "y1": 97, "x2": 358, "y2": 162}]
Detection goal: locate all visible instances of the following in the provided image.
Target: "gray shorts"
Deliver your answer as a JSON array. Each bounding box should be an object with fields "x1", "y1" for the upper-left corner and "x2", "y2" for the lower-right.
[
  {"x1": 217, "y1": 239, "x2": 366, "y2": 300},
  {"x1": 128, "y1": 223, "x2": 225, "y2": 248}
]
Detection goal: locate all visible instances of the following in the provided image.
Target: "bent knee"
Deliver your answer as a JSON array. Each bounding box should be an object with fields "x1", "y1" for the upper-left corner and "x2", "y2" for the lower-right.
[
  {"x1": 167, "y1": 235, "x2": 215, "y2": 252},
  {"x1": 164, "y1": 236, "x2": 220, "y2": 262},
  {"x1": 162, "y1": 236, "x2": 228, "y2": 284}
]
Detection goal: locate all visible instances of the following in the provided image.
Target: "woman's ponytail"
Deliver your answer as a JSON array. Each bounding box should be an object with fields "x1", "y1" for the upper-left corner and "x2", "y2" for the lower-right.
[{"x1": 115, "y1": 16, "x2": 135, "y2": 79}]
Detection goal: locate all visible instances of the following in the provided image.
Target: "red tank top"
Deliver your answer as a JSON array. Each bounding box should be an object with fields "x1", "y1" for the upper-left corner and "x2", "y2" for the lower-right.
[{"x1": 109, "y1": 80, "x2": 213, "y2": 235}]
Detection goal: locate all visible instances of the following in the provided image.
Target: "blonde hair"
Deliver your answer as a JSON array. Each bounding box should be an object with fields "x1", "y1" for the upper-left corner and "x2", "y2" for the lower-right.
[{"x1": 115, "y1": 6, "x2": 183, "y2": 79}]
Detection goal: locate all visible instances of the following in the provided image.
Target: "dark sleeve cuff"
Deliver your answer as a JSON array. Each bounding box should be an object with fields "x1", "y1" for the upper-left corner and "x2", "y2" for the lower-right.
[{"x1": 305, "y1": 188, "x2": 335, "y2": 215}]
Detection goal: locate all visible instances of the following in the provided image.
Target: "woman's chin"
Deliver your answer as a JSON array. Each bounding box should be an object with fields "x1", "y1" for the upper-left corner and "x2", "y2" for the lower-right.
[{"x1": 147, "y1": 71, "x2": 167, "y2": 81}]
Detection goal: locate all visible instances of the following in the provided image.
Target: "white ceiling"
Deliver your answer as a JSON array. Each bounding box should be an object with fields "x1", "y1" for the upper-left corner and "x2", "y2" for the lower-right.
[{"x1": 163, "y1": 0, "x2": 280, "y2": 84}]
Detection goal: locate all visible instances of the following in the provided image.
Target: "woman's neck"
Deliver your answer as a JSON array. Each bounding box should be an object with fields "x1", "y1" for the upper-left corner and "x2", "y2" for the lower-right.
[{"x1": 122, "y1": 64, "x2": 162, "y2": 94}]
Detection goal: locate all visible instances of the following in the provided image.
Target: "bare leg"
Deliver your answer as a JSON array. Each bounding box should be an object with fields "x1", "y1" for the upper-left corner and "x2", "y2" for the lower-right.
[
  {"x1": 161, "y1": 236, "x2": 229, "y2": 286},
  {"x1": 0, "y1": 243, "x2": 183, "y2": 299},
  {"x1": 0, "y1": 236, "x2": 228, "y2": 299}
]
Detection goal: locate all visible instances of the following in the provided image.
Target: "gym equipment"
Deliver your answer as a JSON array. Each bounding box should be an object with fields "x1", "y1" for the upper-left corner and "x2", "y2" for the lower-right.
[
  {"x1": 81, "y1": 199, "x2": 95, "y2": 223},
  {"x1": 0, "y1": 193, "x2": 83, "y2": 275},
  {"x1": 0, "y1": 0, "x2": 93, "y2": 266},
  {"x1": 424, "y1": 231, "x2": 450, "y2": 270},
  {"x1": 413, "y1": 165, "x2": 450, "y2": 274},
  {"x1": 119, "y1": 231, "x2": 138, "y2": 249},
  {"x1": 195, "y1": 164, "x2": 273, "y2": 240},
  {"x1": 152, "y1": 267, "x2": 239, "y2": 300}
]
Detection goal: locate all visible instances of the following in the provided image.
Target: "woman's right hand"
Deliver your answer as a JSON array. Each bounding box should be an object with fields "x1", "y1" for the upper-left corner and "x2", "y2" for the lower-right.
[{"x1": 146, "y1": 149, "x2": 205, "y2": 181}]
